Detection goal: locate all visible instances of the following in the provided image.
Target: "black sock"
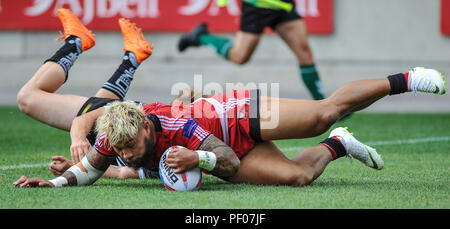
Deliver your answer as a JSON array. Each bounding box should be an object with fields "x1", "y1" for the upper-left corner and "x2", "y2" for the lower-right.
[
  {"x1": 320, "y1": 137, "x2": 347, "y2": 160},
  {"x1": 45, "y1": 35, "x2": 82, "y2": 82},
  {"x1": 101, "y1": 51, "x2": 139, "y2": 100},
  {"x1": 387, "y1": 73, "x2": 408, "y2": 95}
]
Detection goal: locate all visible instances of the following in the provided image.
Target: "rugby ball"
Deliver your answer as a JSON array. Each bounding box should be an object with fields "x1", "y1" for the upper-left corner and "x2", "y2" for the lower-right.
[{"x1": 159, "y1": 146, "x2": 202, "y2": 191}]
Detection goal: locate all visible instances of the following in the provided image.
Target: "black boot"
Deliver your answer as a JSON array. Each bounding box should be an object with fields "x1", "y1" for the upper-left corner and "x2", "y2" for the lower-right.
[{"x1": 178, "y1": 23, "x2": 208, "y2": 52}]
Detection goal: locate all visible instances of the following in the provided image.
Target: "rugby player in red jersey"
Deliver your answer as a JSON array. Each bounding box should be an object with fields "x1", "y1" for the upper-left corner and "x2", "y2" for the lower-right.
[{"x1": 13, "y1": 9, "x2": 447, "y2": 188}]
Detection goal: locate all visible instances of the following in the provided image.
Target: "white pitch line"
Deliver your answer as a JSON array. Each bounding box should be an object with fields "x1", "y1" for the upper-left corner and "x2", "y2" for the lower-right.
[
  {"x1": 0, "y1": 162, "x2": 50, "y2": 170},
  {"x1": 1, "y1": 136, "x2": 449, "y2": 170}
]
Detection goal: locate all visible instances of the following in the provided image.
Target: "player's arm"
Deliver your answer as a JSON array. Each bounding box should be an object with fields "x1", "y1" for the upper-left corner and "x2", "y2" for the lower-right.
[
  {"x1": 13, "y1": 147, "x2": 114, "y2": 188},
  {"x1": 196, "y1": 134, "x2": 240, "y2": 178},
  {"x1": 102, "y1": 166, "x2": 159, "y2": 179},
  {"x1": 70, "y1": 107, "x2": 105, "y2": 162},
  {"x1": 51, "y1": 147, "x2": 114, "y2": 187},
  {"x1": 167, "y1": 134, "x2": 240, "y2": 179},
  {"x1": 103, "y1": 165, "x2": 138, "y2": 179}
]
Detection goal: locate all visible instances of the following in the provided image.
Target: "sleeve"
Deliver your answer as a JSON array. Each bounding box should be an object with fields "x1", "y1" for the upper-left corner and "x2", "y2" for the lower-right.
[
  {"x1": 94, "y1": 133, "x2": 116, "y2": 157},
  {"x1": 138, "y1": 168, "x2": 159, "y2": 179},
  {"x1": 178, "y1": 119, "x2": 212, "y2": 150}
]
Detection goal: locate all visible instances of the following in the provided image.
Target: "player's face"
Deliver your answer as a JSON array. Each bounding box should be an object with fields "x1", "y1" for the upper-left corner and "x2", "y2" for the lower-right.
[{"x1": 114, "y1": 122, "x2": 156, "y2": 168}]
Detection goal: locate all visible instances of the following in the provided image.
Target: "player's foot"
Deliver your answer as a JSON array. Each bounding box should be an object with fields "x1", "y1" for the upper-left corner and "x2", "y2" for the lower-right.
[
  {"x1": 408, "y1": 67, "x2": 447, "y2": 95},
  {"x1": 56, "y1": 8, "x2": 95, "y2": 51},
  {"x1": 119, "y1": 18, "x2": 153, "y2": 64},
  {"x1": 178, "y1": 23, "x2": 208, "y2": 52},
  {"x1": 329, "y1": 127, "x2": 384, "y2": 170}
]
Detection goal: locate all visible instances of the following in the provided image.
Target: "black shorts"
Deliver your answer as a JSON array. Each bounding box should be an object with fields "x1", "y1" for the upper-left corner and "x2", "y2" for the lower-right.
[
  {"x1": 77, "y1": 97, "x2": 121, "y2": 145},
  {"x1": 249, "y1": 89, "x2": 263, "y2": 142},
  {"x1": 240, "y1": 1, "x2": 302, "y2": 34}
]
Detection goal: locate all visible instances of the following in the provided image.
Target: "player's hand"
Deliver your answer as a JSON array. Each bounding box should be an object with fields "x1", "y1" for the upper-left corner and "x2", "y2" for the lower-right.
[
  {"x1": 165, "y1": 148, "x2": 199, "y2": 173},
  {"x1": 70, "y1": 137, "x2": 91, "y2": 163},
  {"x1": 118, "y1": 166, "x2": 139, "y2": 179},
  {"x1": 13, "y1": 176, "x2": 54, "y2": 188},
  {"x1": 49, "y1": 156, "x2": 74, "y2": 176}
]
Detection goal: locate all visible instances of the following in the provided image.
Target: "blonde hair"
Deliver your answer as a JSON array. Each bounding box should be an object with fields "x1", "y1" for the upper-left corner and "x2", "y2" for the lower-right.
[{"x1": 96, "y1": 101, "x2": 146, "y2": 148}]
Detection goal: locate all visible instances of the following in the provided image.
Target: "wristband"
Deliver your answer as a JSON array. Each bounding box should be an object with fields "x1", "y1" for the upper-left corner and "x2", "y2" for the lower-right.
[
  {"x1": 196, "y1": 150, "x2": 217, "y2": 171},
  {"x1": 48, "y1": 176, "x2": 68, "y2": 187}
]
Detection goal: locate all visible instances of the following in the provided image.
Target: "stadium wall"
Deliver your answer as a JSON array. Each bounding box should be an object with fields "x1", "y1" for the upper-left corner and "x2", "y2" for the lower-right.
[{"x1": 1, "y1": 0, "x2": 449, "y2": 111}]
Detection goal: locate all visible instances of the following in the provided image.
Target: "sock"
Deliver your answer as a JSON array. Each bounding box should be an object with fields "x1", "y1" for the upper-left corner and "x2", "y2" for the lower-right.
[
  {"x1": 199, "y1": 34, "x2": 233, "y2": 59},
  {"x1": 387, "y1": 73, "x2": 408, "y2": 95},
  {"x1": 404, "y1": 72, "x2": 410, "y2": 91},
  {"x1": 45, "y1": 35, "x2": 82, "y2": 82},
  {"x1": 320, "y1": 137, "x2": 347, "y2": 160},
  {"x1": 300, "y1": 64, "x2": 325, "y2": 100},
  {"x1": 101, "y1": 51, "x2": 139, "y2": 100}
]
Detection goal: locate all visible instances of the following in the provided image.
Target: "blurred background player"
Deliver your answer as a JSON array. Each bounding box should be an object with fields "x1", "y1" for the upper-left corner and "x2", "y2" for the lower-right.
[
  {"x1": 178, "y1": 0, "x2": 325, "y2": 100},
  {"x1": 16, "y1": 8, "x2": 156, "y2": 179}
]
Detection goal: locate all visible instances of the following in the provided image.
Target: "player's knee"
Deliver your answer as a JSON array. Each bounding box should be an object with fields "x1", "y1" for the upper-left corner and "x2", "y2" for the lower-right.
[
  {"x1": 289, "y1": 169, "x2": 315, "y2": 187},
  {"x1": 296, "y1": 44, "x2": 313, "y2": 64},
  {"x1": 306, "y1": 111, "x2": 337, "y2": 137},
  {"x1": 230, "y1": 52, "x2": 252, "y2": 65},
  {"x1": 17, "y1": 88, "x2": 31, "y2": 114},
  {"x1": 321, "y1": 111, "x2": 339, "y2": 129},
  {"x1": 234, "y1": 56, "x2": 250, "y2": 65},
  {"x1": 313, "y1": 104, "x2": 340, "y2": 135}
]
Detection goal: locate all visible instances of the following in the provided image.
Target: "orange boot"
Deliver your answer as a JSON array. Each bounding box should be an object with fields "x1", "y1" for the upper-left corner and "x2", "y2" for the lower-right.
[
  {"x1": 57, "y1": 8, "x2": 95, "y2": 52},
  {"x1": 119, "y1": 18, "x2": 153, "y2": 64}
]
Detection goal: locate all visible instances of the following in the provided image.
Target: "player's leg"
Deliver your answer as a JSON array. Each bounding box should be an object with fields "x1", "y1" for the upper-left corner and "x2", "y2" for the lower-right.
[
  {"x1": 178, "y1": 23, "x2": 232, "y2": 59},
  {"x1": 228, "y1": 141, "x2": 333, "y2": 186},
  {"x1": 17, "y1": 62, "x2": 89, "y2": 131},
  {"x1": 275, "y1": 19, "x2": 324, "y2": 100},
  {"x1": 178, "y1": 2, "x2": 271, "y2": 64},
  {"x1": 260, "y1": 69, "x2": 447, "y2": 141},
  {"x1": 178, "y1": 22, "x2": 261, "y2": 65},
  {"x1": 17, "y1": 8, "x2": 95, "y2": 131},
  {"x1": 259, "y1": 79, "x2": 390, "y2": 140},
  {"x1": 95, "y1": 18, "x2": 153, "y2": 99},
  {"x1": 230, "y1": 126, "x2": 386, "y2": 186},
  {"x1": 226, "y1": 31, "x2": 261, "y2": 65},
  {"x1": 229, "y1": 109, "x2": 386, "y2": 186}
]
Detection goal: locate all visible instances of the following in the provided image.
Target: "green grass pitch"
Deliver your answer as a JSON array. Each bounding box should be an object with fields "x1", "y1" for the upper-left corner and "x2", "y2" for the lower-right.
[{"x1": 0, "y1": 106, "x2": 449, "y2": 209}]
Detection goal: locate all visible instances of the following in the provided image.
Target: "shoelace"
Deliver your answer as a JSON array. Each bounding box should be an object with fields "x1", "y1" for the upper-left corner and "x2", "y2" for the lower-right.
[{"x1": 411, "y1": 75, "x2": 435, "y2": 96}]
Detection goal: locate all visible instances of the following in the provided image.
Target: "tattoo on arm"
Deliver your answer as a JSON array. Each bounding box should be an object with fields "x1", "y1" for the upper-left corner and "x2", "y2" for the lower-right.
[
  {"x1": 87, "y1": 148, "x2": 115, "y2": 171},
  {"x1": 197, "y1": 135, "x2": 240, "y2": 178},
  {"x1": 61, "y1": 147, "x2": 114, "y2": 186},
  {"x1": 62, "y1": 170, "x2": 78, "y2": 186}
]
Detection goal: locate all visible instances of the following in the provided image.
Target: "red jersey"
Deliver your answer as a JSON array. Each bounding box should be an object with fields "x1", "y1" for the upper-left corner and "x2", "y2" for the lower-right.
[{"x1": 94, "y1": 90, "x2": 256, "y2": 169}]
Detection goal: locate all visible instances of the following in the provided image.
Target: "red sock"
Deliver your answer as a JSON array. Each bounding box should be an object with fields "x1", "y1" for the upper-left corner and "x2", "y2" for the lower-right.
[
  {"x1": 320, "y1": 137, "x2": 346, "y2": 160},
  {"x1": 404, "y1": 72, "x2": 410, "y2": 91}
]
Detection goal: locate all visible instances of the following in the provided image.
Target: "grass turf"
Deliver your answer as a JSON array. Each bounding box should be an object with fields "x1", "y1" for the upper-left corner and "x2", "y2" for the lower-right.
[{"x1": 0, "y1": 106, "x2": 449, "y2": 209}]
